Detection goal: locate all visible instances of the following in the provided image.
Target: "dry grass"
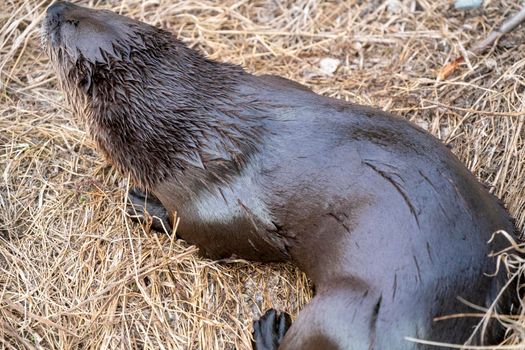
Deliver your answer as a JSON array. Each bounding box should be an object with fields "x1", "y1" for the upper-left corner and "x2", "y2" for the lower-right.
[{"x1": 0, "y1": 0, "x2": 524, "y2": 349}]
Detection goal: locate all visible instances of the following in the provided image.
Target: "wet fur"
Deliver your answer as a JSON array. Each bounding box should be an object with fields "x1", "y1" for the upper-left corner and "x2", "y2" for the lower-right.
[{"x1": 43, "y1": 2, "x2": 521, "y2": 349}]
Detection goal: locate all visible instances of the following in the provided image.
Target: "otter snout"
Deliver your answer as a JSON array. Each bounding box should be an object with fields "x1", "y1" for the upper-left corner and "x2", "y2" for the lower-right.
[
  {"x1": 46, "y1": 1, "x2": 70, "y2": 21},
  {"x1": 42, "y1": 2, "x2": 139, "y2": 64},
  {"x1": 43, "y1": 1, "x2": 79, "y2": 33},
  {"x1": 42, "y1": 1, "x2": 77, "y2": 50}
]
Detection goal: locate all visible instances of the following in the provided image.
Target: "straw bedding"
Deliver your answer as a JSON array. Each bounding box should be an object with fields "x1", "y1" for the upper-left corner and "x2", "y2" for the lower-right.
[{"x1": 0, "y1": 0, "x2": 524, "y2": 348}]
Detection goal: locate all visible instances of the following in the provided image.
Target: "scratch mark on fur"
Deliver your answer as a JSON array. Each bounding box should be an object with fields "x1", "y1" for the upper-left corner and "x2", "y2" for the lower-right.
[
  {"x1": 364, "y1": 161, "x2": 420, "y2": 227},
  {"x1": 237, "y1": 199, "x2": 259, "y2": 230},
  {"x1": 413, "y1": 255, "x2": 422, "y2": 283},
  {"x1": 426, "y1": 242, "x2": 434, "y2": 264},
  {"x1": 418, "y1": 170, "x2": 450, "y2": 221},
  {"x1": 327, "y1": 212, "x2": 351, "y2": 233},
  {"x1": 369, "y1": 294, "x2": 383, "y2": 350},
  {"x1": 392, "y1": 273, "x2": 397, "y2": 300}
]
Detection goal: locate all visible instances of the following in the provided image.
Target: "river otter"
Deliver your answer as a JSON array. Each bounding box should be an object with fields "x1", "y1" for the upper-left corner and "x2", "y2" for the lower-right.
[{"x1": 42, "y1": 2, "x2": 521, "y2": 349}]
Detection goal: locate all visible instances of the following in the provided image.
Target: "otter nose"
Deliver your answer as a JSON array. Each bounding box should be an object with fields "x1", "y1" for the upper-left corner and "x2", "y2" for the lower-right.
[{"x1": 46, "y1": 1, "x2": 70, "y2": 20}]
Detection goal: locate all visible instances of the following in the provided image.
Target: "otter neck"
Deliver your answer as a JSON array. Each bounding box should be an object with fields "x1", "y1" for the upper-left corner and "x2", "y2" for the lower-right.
[{"x1": 73, "y1": 37, "x2": 266, "y2": 192}]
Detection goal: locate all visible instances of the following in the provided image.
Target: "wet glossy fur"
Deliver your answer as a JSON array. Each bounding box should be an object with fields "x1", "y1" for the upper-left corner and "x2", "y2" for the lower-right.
[{"x1": 43, "y1": 2, "x2": 520, "y2": 349}]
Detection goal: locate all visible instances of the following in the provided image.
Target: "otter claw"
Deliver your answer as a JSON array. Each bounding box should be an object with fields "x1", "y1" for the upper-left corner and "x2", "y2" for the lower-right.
[
  {"x1": 252, "y1": 309, "x2": 292, "y2": 350},
  {"x1": 127, "y1": 188, "x2": 172, "y2": 234}
]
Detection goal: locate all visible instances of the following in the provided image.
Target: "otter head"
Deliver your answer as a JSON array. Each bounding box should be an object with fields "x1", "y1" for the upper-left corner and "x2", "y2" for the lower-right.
[
  {"x1": 41, "y1": 2, "x2": 163, "y2": 105},
  {"x1": 42, "y1": 2, "x2": 249, "y2": 190},
  {"x1": 42, "y1": 2, "x2": 140, "y2": 63}
]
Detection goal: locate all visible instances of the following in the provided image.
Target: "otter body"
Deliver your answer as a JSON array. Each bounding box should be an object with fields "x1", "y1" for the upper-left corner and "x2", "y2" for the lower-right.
[{"x1": 43, "y1": 2, "x2": 519, "y2": 349}]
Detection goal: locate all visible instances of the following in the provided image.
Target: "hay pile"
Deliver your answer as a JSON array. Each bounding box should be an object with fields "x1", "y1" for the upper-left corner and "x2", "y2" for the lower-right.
[{"x1": 1, "y1": 0, "x2": 524, "y2": 348}]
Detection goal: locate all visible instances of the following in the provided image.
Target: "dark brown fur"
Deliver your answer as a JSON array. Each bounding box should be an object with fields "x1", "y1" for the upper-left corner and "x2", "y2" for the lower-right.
[{"x1": 43, "y1": 2, "x2": 521, "y2": 349}]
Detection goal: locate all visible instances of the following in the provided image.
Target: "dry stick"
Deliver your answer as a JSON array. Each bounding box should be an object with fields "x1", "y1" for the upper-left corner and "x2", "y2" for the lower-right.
[
  {"x1": 470, "y1": 4, "x2": 525, "y2": 55},
  {"x1": 438, "y1": 3, "x2": 525, "y2": 79}
]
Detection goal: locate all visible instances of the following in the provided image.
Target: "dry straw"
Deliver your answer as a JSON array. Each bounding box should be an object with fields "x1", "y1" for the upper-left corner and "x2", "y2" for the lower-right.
[{"x1": 1, "y1": 0, "x2": 524, "y2": 349}]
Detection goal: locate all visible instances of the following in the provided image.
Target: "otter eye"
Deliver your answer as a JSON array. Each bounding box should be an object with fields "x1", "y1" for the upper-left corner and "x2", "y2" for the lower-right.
[{"x1": 79, "y1": 75, "x2": 91, "y2": 92}]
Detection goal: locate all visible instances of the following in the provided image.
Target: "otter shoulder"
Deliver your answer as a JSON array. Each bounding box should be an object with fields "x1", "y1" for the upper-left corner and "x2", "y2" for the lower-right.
[{"x1": 257, "y1": 74, "x2": 313, "y2": 92}]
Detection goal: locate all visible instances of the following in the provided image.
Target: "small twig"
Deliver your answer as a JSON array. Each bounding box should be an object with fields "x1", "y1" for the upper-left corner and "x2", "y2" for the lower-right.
[
  {"x1": 438, "y1": 3, "x2": 525, "y2": 79},
  {"x1": 470, "y1": 4, "x2": 525, "y2": 54}
]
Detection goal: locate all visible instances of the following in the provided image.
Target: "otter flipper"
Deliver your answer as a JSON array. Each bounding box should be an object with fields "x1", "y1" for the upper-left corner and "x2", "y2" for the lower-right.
[
  {"x1": 252, "y1": 309, "x2": 292, "y2": 350},
  {"x1": 127, "y1": 188, "x2": 172, "y2": 233}
]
